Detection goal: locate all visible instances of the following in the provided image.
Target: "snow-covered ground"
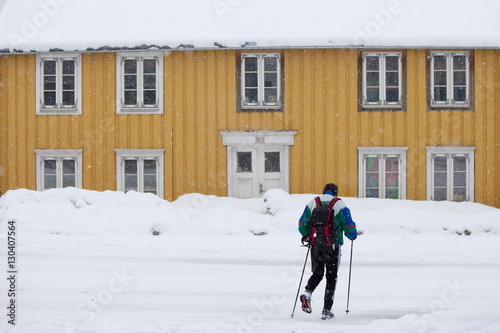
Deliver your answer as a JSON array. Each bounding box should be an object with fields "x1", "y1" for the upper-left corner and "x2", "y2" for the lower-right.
[{"x1": 0, "y1": 188, "x2": 499, "y2": 333}]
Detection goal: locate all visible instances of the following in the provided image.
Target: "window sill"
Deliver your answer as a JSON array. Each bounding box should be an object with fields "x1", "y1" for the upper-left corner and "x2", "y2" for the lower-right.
[
  {"x1": 117, "y1": 108, "x2": 163, "y2": 115},
  {"x1": 37, "y1": 108, "x2": 81, "y2": 115}
]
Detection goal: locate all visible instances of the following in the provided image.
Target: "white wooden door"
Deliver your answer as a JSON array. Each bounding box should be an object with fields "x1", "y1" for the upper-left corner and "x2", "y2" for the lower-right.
[{"x1": 231, "y1": 145, "x2": 285, "y2": 198}]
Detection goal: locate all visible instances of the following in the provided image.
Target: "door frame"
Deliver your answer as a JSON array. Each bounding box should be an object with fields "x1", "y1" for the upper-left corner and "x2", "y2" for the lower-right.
[{"x1": 220, "y1": 130, "x2": 297, "y2": 197}]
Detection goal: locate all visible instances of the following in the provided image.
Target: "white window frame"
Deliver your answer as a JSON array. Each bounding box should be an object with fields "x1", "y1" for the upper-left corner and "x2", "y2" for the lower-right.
[
  {"x1": 35, "y1": 149, "x2": 83, "y2": 190},
  {"x1": 116, "y1": 52, "x2": 164, "y2": 114},
  {"x1": 358, "y1": 147, "x2": 407, "y2": 199},
  {"x1": 240, "y1": 53, "x2": 281, "y2": 110},
  {"x1": 115, "y1": 149, "x2": 164, "y2": 197},
  {"x1": 362, "y1": 52, "x2": 402, "y2": 108},
  {"x1": 426, "y1": 146, "x2": 475, "y2": 202},
  {"x1": 36, "y1": 53, "x2": 82, "y2": 115},
  {"x1": 430, "y1": 51, "x2": 470, "y2": 108}
]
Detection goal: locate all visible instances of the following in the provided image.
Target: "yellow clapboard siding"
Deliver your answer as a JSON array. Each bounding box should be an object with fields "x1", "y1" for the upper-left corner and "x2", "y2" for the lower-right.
[{"x1": 0, "y1": 49, "x2": 498, "y2": 207}]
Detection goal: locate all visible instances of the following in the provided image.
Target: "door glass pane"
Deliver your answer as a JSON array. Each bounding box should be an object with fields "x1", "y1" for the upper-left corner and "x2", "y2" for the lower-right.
[
  {"x1": 237, "y1": 152, "x2": 252, "y2": 172},
  {"x1": 265, "y1": 152, "x2": 280, "y2": 172}
]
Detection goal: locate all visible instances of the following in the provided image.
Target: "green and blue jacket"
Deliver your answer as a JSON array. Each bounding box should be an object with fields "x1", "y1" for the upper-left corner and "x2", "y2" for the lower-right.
[{"x1": 298, "y1": 193, "x2": 357, "y2": 245}]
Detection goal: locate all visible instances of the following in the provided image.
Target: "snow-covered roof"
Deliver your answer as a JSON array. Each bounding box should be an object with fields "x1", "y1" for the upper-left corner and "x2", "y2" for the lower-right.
[{"x1": 0, "y1": 0, "x2": 499, "y2": 53}]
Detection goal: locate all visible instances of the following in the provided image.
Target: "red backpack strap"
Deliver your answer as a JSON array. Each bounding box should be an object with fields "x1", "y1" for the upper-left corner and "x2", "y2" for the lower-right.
[
  {"x1": 314, "y1": 196, "x2": 322, "y2": 207},
  {"x1": 327, "y1": 197, "x2": 340, "y2": 245},
  {"x1": 329, "y1": 197, "x2": 340, "y2": 208}
]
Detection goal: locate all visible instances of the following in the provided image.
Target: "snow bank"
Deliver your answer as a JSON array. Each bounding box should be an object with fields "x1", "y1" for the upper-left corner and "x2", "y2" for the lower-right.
[{"x1": 0, "y1": 187, "x2": 498, "y2": 262}]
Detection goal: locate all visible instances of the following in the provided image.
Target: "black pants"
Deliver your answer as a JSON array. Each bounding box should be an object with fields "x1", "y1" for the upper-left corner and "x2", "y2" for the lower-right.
[{"x1": 305, "y1": 244, "x2": 341, "y2": 311}]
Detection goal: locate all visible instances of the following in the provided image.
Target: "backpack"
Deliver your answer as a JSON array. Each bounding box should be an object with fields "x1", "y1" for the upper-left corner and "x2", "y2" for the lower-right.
[{"x1": 310, "y1": 197, "x2": 340, "y2": 247}]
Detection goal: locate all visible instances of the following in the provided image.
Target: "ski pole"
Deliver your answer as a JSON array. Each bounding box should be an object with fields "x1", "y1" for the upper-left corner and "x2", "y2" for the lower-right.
[
  {"x1": 291, "y1": 245, "x2": 310, "y2": 318},
  {"x1": 345, "y1": 240, "x2": 353, "y2": 314}
]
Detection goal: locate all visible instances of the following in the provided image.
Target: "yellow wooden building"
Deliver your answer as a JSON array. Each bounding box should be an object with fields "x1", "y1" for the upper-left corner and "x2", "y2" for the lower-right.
[{"x1": 0, "y1": 2, "x2": 498, "y2": 208}]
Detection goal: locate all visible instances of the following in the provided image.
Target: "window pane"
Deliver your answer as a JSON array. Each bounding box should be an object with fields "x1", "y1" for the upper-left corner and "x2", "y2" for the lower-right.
[
  {"x1": 143, "y1": 75, "x2": 156, "y2": 89},
  {"x1": 44, "y1": 175, "x2": 57, "y2": 190},
  {"x1": 245, "y1": 73, "x2": 258, "y2": 88},
  {"x1": 244, "y1": 57, "x2": 258, "y2": 72},
  {"x1": 63, "y1": 175, "x2": 76, "y2": 187},
  {"x1": 385, "y1": 56, "x2": 399, "y2": 71},
  {"x1": 44, "y1": 92, "x2": 57, "y2": 106},
  {"x1": 43, "y1": 159, "x2": 57, "y2": 190},
  {"x1": 434, "y1": 156, "x2": 448, "y2": 171},
  {"x1": 264, "y1": 89, "x2": 278, "y2": 104},
  {"x1": 62, "y1": 159, "x2": 75, "y2": 174},
  {"x1": 385, "y1": 72, "x2": 399, "y2": 86},
  {"x1": 143, "y1": 175, "x2": 157, "y2": 194},
  {"x1": 434, "y1": 87, "x2": 447, "y2": 102},
  {"x1": 453, "y1": 188, "x2": 466, "y2": 202},
  {"x1": 44, "y1": 76, "x2": 56, "y2": 91},
  {"x1": 143, "y1": 59, "x2": 156, "y2": 74},
  {"x1": 385, "y1": 88, "x2": 399, "y2": 103},
  {"x1": 124, "y1": 175, "x2": 138, "y2": 192},
  {"x1": 43, "y1": 60, "x2": 56, "y2": 75},
  {"x1": 264, "y1": 73, "x2": 277, "y2": 88},
  {"x1": 366, "y1": 72, "x2": 379, "y2": 87},
  {"x1": 366, "y1": 56, "x2": 379, "y2": 71},
  {"x1": 143, "y1": 159, "x2": 157, "y2": 194},
  {"x1": 62, "y1": 91, "x2": 75, "y2": 106},
  {"x1": 62, "y1": 60, "x2": 75, "y2": 74},
  {"x1": 244, "y1": 89, "x2": 258, "y2": 104},
  {"x1": 434, "y1": 71, "x2": 447, "y2": 85},
  {"x1": 366, "y1": 156, "x2": 380, "y2": 172},
  {"x1": 385, "y1": 188, "x2": 399, "y2": 199},
  {"x1": 125, "y1": 91, "x2": 137, "y2": 105},
  {"x1": 265, "y1": 152, "x2": 280, "y2": 172},
  {"x1": 434, "y1": 187, "x2": 447, "y2": 201},
  {"x1": 385, "y1": 157, "x2": 399, "y2": 171},
  {"x1": 143, "y1": 91, "x2": 156, "y2": 105},
  {"x1": 453, "y1": 71, "x2": 466, "y2": 86},
  {"x1": 453, "y1": 172, "x2": 466, "y2": 187},
  {"x1": 453, "y1": 87, "x2": 467, "y2": 102},
  {"x1": 125, "y1": 160, "x2": 138, "y2": 174},
  {"x1": 366, "y1": 188, "x2": 379, "y2": 198},
  {"x1": 453, "y1": 156, "x2": 466, "y2": 171},
  {"x1": 124, "y1": 75, "x2": 137, "y2": 89},
  {"x1": 237, "y1": 152, "x2": 252, "y2": 172},
  {"x1": 264, "y1": 56, "x2": 278, "y2": 71},
  {"x1": 434, "y1": 55, "x2": 447, "y2": 70},
  {"x1": 365, "y1": 156, "x2": 380, "y2": 198},
  {"x1": 63, "y1": 76, "x2": 75, "y2": 90},
  {"x1": 453, "y1": 55, "x2": 466, "y2": 70},
  {"x1": 44, "y1": 160, "x2": 57, "y2": 174},
  {"x1": 144, "y1": 159, "x2": 157, "y2": 174},
  {"x1": 124, "y1": 59, "x2": 137, "y2": 74},
  {"x1": 366, "y1": 88, "x2": 380, "y2": 102}
]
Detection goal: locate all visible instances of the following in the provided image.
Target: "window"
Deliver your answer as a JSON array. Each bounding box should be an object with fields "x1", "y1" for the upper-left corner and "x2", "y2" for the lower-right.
[
  {"x1": 358, "y1": 147, "x2": 407, "y2": 199},
  {"x1": 240, "y1": 53, "x2": 282, "y2": 110},
  {"x1": 116, "y1": 52, "x2": 163, "y2": 114},
  {"x1": 426, "y1": 147, "x2": 475, "y2": 202},
  {"x1": 35, "y1": 149, "x2": 83, "y2": 190},
  {"x1": 36, "y1": 54, "x2": 81, "y2": 114},
  {"x1": 430, "y1": 52, "x2": 471, "y2": 108},
  {"x1": 115, "y1": 149, "x2": 164, "y2": 197},
  {"x1": 361, "y1": 52, "x2": 403, "y2": 109}
]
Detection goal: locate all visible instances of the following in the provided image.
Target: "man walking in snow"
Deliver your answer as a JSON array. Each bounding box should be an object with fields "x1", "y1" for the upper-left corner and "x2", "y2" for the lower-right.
[{"x1": 298, "y1": 183, "x2": 357, "y2": 319}]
